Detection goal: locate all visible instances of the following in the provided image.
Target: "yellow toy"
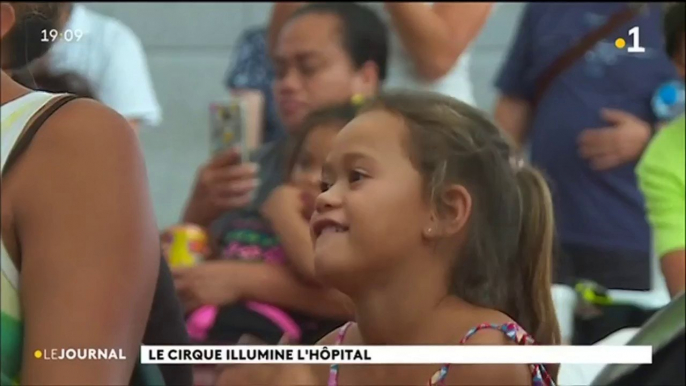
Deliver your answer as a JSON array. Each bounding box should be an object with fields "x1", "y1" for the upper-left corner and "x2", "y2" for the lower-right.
[{"x1": 162, "y1": 224, "x2": 210, "y2": 268}]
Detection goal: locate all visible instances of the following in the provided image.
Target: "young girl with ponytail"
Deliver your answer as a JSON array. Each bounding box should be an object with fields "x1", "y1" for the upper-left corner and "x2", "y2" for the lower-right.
[{"x1": 281, "y1": 91, "x2": 561, "y2": 385}]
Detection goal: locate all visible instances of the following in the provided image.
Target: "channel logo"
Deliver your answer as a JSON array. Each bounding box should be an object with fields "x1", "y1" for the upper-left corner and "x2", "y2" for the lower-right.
[{"x1": 34, "y1": 348, "x2": 127, "y2": 361}]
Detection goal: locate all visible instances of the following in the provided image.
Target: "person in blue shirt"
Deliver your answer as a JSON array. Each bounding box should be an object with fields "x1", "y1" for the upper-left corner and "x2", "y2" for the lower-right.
[{"x1": 493, "y1": 3, "x2": 678, "y2": 343}]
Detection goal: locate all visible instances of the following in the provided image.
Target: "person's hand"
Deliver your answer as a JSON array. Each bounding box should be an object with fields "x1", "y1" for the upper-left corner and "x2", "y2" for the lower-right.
[
  {"x1": 183, "y1": 148, "x2": 259, "y2": 227},
  {"x1": 260, "y1": 184, "x2": 307, "y2": 221},
  {"x1": 172, "y1": 261, "x2": 245, "y2": 312},
  {"x1": 578, "y1": 109, "x2": 652, "y2": 171}
]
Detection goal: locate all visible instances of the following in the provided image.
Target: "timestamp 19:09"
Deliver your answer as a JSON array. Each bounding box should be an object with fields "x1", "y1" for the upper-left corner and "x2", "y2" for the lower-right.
[{"x1": 41, "y1": 29, "x2": 83, "y2": 43}]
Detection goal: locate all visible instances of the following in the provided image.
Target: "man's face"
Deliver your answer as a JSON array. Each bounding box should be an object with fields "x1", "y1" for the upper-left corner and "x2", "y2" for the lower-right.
[{"x1": 273, "y1": 13, "x2": 377, "y2": 133}]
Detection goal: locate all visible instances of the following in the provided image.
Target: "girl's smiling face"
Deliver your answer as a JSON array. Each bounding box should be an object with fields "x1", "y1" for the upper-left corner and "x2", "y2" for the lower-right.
[{"x1": 310, "y1": 110, "x2": 432, "y2": 293}]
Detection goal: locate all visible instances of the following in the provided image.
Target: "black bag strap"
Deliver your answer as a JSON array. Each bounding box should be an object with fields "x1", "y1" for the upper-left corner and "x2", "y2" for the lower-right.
[
  {"x1": 2, "y1": 94, "x2": 80, "y2": 178},
  {"x1": 532, "y1": 5, "x2": 641, "y2": 109}
]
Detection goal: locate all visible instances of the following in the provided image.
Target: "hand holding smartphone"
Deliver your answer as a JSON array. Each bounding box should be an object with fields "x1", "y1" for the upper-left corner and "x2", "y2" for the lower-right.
[{"x1": 183, "y1": 99, "x2": 259, "y2": 226}]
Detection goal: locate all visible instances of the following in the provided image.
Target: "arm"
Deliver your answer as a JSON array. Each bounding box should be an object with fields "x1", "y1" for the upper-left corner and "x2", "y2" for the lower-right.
[
  {"x1": 181, "y1": 149, "x2": 258, "y2": 228},
  {"x1": 238, "y1": 263, "x2": 353, "y2": 320},
  {"x1": 261, "y1": 186, "x2": 319, "y2": 284},
  {"x1": 177, "y1": 261, "x2": 353, "y2": 320},
  {"x1": 577, "y1": 109, "x2": 653, "y2": 171},
  {"x1": 493, "y1": 4, "x2": 536, "y2": 147},
  {"x1": 267, "y1": 2, "x2": 306, "y2": 54},
  {"x1": 15, "y1": 100, "x2": 159, "y2": 384},
  {"x1": 494, "y1": 96, "x2": 532, "y2": 149},
  {"x1": 384, "y1": 3, "x2": 493, "y2": 81},
  {"x1": 98, "y1": 25, "x2": 162, "y2": 128},
  {"x1": 269, "y1": 210, "x2": 318, "y2": 284},
  {"x1": 661, "y1": 250, "x2": 686, "y2": 297}
]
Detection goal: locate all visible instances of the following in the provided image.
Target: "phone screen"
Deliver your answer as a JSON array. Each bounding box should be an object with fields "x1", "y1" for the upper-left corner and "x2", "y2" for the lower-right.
[{"x1": 209, "y1": 98, "x2": 249, "y2": 162}]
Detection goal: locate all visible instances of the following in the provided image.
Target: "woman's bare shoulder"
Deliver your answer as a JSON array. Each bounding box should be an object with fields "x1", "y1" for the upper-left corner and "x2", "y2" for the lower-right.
[
  {"x1": 35, "y1": 98, "x2": 139, "y2": 155},
  {"x1": 12, "y1": 98, "x2": 145, "y2": 206}
]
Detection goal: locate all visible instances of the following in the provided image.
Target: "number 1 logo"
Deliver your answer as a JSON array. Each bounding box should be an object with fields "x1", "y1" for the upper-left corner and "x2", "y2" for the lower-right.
[{"x1": 627, "y1": 26, "x2": 645, "y2": 53}]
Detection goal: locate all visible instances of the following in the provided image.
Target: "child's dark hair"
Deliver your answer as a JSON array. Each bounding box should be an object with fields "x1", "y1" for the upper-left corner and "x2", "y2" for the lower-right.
[
  {"x1": 361, "y1": 92, "x2": 560, "y2": 377},
  {"x1": 664, "y1": 2, "x2": 685, "y2": 58},
  {"x1": 289, "y1": 3, "x2": 388, "y2": 82},
  {"x1": 287, "y1": 103, "x2": 358, "y2": 176}
]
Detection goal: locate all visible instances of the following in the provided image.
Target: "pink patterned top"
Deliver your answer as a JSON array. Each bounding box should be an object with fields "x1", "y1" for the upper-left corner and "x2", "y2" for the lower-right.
[{"x1": 328, "y1": 322, "x2": 555, "y2": 386}]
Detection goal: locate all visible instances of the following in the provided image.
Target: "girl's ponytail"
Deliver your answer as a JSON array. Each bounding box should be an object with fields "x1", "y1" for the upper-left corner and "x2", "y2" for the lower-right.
[{"x1": 514, "y1": 165, "x2": 561, "y2": 378}]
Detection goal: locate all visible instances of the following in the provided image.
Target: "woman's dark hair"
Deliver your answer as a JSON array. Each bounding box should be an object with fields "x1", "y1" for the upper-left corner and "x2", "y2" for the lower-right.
[
  {"x1": 664, "y1": 2, "x2": 685, "y2": 58},
  {"x1": 361, "y1": 92, "x2": 560, "y2": 379},
  {"x1": 12, "y1": 68, "x2": 96, "y2": 99},
  {"x1": 289, "y1": 3, "x2": 388, "y2": 81},
  {"x1": 286, "y1": 103, "x2": 358, "y2": 176},
  {"x1": 3, "y1": 3, "x2": 63, "y2": 70}
]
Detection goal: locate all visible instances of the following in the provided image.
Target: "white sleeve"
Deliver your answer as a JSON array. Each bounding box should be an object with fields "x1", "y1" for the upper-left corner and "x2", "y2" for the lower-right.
[{"x1": 97, "y1": 24, "x2": 162, "y2": 128}]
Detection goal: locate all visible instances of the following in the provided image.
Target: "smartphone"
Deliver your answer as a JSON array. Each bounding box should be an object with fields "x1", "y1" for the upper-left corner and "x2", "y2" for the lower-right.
[{"x1": 209, "y1": 97, "x2": 249, "y2": 162}]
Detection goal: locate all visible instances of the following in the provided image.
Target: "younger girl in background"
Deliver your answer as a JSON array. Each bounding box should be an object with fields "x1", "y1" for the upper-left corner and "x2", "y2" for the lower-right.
[
  {"x1": 185, "y1": 104, "x2": 358, "y2": 349},
  {"x1": 282, "y1": 91, "x2": 560, "y2": 385}
]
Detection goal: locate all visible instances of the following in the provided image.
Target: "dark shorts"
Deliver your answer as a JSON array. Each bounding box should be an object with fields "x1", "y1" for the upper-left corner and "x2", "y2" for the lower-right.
[
  {"x1": 205, "y1": 302, "x2": 343, "y2": 345},
  {"x1": 554, "y1": 243, "x2": 652, "y2": 291}
]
